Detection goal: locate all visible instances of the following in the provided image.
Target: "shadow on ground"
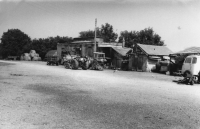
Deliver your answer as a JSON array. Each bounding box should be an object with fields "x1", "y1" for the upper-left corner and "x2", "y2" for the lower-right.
[
  {"x1": 0, "y1": 62, "x2": 15, "y2": 66},
  {"x1": 25, "y1": 83, "x2": 195, "y2": 129}
]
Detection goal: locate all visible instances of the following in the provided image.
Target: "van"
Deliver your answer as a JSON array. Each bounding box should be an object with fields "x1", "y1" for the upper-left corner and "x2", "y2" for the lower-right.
[{"x1": 181, "y1": 55, "x2": 200, "y2": 76}]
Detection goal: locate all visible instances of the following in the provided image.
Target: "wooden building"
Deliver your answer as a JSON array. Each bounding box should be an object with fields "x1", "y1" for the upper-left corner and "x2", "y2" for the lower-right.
[
  {"x1": 111, "y1": 47, "x2": 131, "y2": 70},
  {"x1": 128, "y1": 44, "x2": 172, "y2": 72}
]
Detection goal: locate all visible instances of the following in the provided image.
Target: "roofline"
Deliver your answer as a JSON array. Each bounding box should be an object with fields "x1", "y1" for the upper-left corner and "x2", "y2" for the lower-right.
[
  {"x1": 136, "y1": 43, "x2": 172, "y2": 56},
  {"x1": 136, "y1": 44, "x2": 148, "y2": 56},
  {"x1": 73, "y1": 37, "x2": 102, "y2": 40},
  {"x1": 57, "y1": 41, "x2": 93, "y2": 45},
  {"x1": 170, "y1": 52, "x2": 200, "y2": 55},
  {"x1": 71, "y1": 41, "x2": 93, "y2": 43},
  {"x1": 112, "y1": 47, "x2": 131, "y2": 56},
  {"x1": 148, "y1": 54, "x2": 170, "y2": 56}
]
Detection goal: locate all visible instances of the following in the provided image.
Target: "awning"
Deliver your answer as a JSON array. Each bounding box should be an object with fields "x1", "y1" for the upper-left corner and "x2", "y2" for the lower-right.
[
  {"x1": 149, "y1": 56, "x2": 161, "y2": 60},
  {"x1": 163, "y1": 56, "x2": 170, "y2": 60}
]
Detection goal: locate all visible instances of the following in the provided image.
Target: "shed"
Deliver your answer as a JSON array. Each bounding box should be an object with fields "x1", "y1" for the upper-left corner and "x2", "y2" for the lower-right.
[
  {"x1": 111, "y1": 47, "x2": 131, "y2": 70},
  {"x1": 97, "y1": 42, "x2": 124, "y2": 67},
  {"x1": 128, "y1": 44, "x2": 173, "y2": 72}
]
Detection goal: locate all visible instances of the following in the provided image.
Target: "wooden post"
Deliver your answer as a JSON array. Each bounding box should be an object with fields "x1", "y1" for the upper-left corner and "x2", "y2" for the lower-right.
[{"x1": 94, "y1": 18, "x2": 97, "y2": 53}]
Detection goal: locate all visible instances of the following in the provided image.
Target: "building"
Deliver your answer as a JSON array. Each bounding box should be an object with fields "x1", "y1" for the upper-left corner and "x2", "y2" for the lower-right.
[
  {"x1": 57, "y1": 37, "x2": 103, "y2": 61},
  {"x1": 57, "y1": 37, "x2": 132, "y2": 69},
  {"x1": 128, "y1": 44, "x2": 173, "y2": 72},
  {"x1": 97, "y1": 42, "x2": 123, "y2": 67},
  {"x1": 111, "y1": 47, "x2": 131, "y2": 70}
]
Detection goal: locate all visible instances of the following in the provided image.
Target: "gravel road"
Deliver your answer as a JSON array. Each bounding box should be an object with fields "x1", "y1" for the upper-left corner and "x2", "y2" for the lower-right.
[{"x1": 0, "y1": 60, "x2": 200, "y2": 129}]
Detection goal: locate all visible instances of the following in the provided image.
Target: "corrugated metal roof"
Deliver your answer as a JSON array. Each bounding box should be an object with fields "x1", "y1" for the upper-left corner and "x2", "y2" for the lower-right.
[
  {"x1": 172, "y1": 47, "x2": 200, "y2": 55},
  {"x1": 71, "y1": 41, "x2": 93, "y2": 44},
  {"x1": 98, "y1": 42, "x2": 123, "y2": 47},
  {"x1": 137, "y1": 44, "x2": 173, "y2": 56},
  {"x1": 112, "y1": 47, "x2": 131, "y2": 56},
  {"x1": 45, "y1": 50, "x2": 57, "y2": 57}
]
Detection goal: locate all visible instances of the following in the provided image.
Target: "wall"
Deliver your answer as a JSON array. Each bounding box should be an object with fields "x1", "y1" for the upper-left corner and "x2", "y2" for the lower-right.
[
  {"x1": 112, "y1": 52, "x2": 123, "y2": 69},
  {"x1": 57, "y1": 44, "x2": 62, "y2": 60},
  {"x1": 57, "y1": 43, "x2": 94, "y2": 60},
  {"x1": 142, "y1": 56, "x2": 148, "y2": 72},
  {"x1": 85, "y1": 45, "x2": 94, "y2": 57},
  {"x1": 128, "y1": 54, "x2": 151, "y2": 72},
  {"x1": 146, "y1": 58, "x2": 158, "y2": 72}
]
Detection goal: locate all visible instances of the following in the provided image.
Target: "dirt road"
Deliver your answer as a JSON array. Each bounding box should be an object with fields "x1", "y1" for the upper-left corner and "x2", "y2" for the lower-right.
[{"x1": 0, "y1": 60, "x2": 200, "y2": 129}]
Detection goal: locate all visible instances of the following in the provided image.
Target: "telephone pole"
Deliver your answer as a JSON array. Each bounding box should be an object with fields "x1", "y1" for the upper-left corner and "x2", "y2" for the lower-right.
[{"x1": 94, "y1": 18, "x2": 97, "y2": 52}]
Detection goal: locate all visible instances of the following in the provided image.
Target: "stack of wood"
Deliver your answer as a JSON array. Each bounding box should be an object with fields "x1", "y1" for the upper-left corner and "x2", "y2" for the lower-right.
[{"x1": 20, "y1": 50, "x2": 41, "y2": 61}]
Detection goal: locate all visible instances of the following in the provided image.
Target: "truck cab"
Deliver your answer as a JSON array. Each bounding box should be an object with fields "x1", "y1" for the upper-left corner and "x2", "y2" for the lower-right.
[{"x1": 181, "y1": 55, "x2": 200, "y2": 76}]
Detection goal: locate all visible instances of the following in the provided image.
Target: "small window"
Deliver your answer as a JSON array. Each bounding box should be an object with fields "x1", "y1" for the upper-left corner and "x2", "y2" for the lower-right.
[
  {"x1": 184, "y1": 58, "x2": 192, "y2": 63},
  {"x1": 192, "y1": 57, "x2": 197, "y2": 64}
]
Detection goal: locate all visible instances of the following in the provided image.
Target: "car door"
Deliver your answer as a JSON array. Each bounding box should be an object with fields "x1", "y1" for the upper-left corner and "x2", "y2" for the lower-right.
[{"x1": 191, "y1": 57, "x2": 198, "y2": 75}]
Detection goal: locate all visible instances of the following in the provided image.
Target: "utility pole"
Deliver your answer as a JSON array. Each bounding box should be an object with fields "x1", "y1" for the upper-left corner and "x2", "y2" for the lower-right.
[{"x1": 94, "y1": 18, "x2": 97, "y2": 52}]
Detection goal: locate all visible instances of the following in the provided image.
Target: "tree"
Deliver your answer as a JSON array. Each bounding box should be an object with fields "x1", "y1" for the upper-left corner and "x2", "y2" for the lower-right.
[
  {"x1": 119, "y1": 28, "x2": 164, "y2": 47},
  {"x1": 1, "y1": 29, "x2": 31, "y2": 58},
  {"x1": 79, "y1": 30, "x2": 95, "y2": 38},
  {"x1": 79, "y1": 28, "x2": 101, "y2": 38},
  {"x1": 79, "y1": 23, "x2": 118, "y2": 42},
  {"x1": 118, "y1": 30, "x2": 139, "y2": 47},
  {"x1": 100, "y1": 23, "x2": 118, "y2": 42},
  {"x1": 0, "y1": 43, "x2": 3, "y2": 58}
]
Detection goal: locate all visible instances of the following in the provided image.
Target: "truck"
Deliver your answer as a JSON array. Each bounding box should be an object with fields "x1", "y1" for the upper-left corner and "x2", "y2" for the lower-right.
[
  {"x1": 181, "y1": 55, "x2": 200, "y2": 77},
  {"x1": 46, "y1": 56, "x2": 59, "y2": 66}
]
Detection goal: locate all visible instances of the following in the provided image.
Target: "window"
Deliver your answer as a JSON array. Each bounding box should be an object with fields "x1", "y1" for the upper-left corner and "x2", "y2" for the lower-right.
[
  {"x1": 184, "y1": 58, "x2": 192, "y2": 63},
  {"x1": 192, "y1": 57, "x2": 197, "y2": 64}
]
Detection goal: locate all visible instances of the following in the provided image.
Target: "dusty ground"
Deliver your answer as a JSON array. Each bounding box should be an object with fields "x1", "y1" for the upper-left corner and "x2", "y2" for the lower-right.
[{"x1": 0, "y1": 60, "x2": 200, "y2": 129}]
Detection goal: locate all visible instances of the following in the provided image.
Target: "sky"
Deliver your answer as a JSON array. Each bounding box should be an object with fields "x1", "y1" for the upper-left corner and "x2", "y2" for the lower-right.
[{"x1": 0, "y1": 0, "x2": 200, "y2": 52}]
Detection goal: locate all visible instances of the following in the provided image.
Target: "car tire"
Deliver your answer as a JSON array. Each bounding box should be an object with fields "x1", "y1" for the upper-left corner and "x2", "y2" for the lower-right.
[
  {"x1": 183, "y1": 70, "x2": 191, "y2": 77},
  {"x1": 82, "y1": 61, "x2": 89, "y2": 70}
]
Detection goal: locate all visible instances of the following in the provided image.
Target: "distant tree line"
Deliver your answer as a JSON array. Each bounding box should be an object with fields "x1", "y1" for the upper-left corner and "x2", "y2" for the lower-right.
[
  {"x1": 0, "y1": 29, "x2": 72, "y2": 59},
  {"x1": 118, "y1": 28, "x2": 164, "y2": 47},
  {"x1": 80, "y1": 23, "x2": 164, "y2": 47},
  {"x1": 79, "y1": 23, "x2": 118, "y2": 42},
  {"x1": 0, "y1": 24, "x2": 165, "y2": 59}
]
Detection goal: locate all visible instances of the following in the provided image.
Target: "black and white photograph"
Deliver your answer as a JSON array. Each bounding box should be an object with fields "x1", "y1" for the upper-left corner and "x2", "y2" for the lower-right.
[{"x1": 0, "y1": 0, "x2": 200, "y2": 128}]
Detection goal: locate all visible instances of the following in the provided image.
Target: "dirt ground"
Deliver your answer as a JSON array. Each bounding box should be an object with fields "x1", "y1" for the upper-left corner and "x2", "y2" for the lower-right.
[{"x1": 0, "y1": 60, "x2": 200, "y2": 129}]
